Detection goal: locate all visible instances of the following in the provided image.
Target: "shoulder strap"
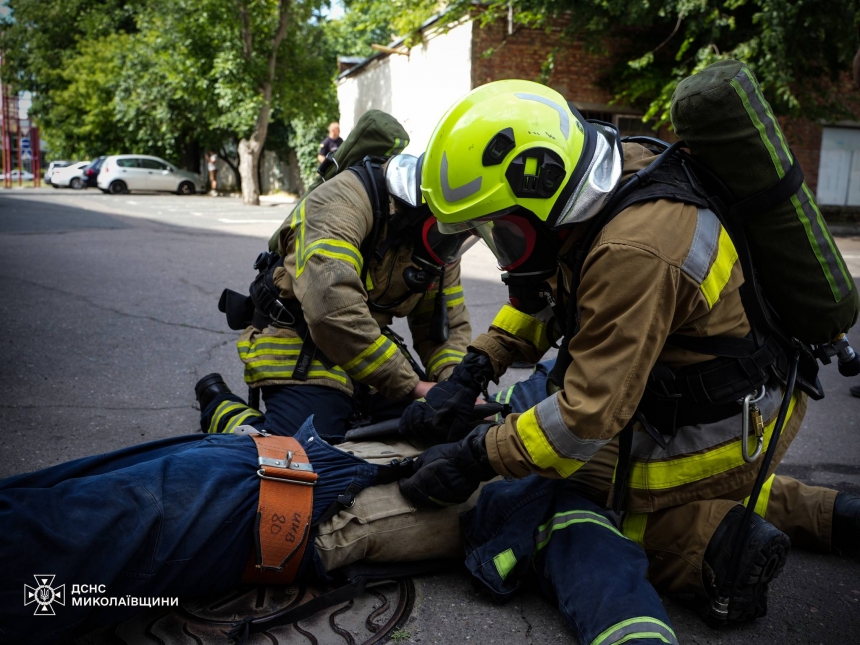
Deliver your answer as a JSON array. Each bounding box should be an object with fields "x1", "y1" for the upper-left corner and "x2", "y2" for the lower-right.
[
  {"x1": 548, "y1": 140, "x2": 704, "y2": 390},
  {"x1": 349, "y1": 158, "x2": 390, "y2": 286}
]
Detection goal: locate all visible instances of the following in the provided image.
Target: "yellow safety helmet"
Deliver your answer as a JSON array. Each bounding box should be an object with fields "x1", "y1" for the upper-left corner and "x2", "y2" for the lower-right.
[{"x1": 421, "y1": 80, "x2": 621, "y2": 231}]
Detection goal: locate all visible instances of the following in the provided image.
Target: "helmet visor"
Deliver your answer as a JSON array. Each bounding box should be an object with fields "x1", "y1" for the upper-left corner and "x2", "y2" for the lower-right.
[
  {"x1": 422, "y1": 218, "x2": 479, "y2": 265},
  {"x1": 471, "y1": 214, "x2": 537, "y2": 271}
]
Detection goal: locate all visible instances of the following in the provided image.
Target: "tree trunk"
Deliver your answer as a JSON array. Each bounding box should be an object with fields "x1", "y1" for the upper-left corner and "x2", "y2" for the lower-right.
[{"x1": 238, "y1": 97, "x2": 272, "y2": 205}]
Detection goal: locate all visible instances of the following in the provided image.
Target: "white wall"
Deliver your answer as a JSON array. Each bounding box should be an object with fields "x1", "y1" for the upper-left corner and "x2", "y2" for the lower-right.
[
  {"x1": 336, "y1": 19, "x2": 473, "y2": 156},
  {"x1": 818, "y1": 126, "x2": 860, "y2": 206}
]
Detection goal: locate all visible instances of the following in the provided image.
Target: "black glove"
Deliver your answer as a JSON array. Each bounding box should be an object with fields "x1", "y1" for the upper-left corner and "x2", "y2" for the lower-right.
[
  {"x1": 399, "y1": 352, "x2": 494, "y2": 444},
  {"x1": 398, "y1": 424, "x2": 497, "y2": 509}
]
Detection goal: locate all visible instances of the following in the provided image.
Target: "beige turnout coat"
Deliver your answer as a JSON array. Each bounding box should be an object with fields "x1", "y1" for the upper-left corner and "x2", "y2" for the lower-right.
[
  {"x1": 238, "y1": 170, "x2": 472, "y2": 400},
  {"x1": 472, "y1": 143, "x2": 805, "y2": 513}
]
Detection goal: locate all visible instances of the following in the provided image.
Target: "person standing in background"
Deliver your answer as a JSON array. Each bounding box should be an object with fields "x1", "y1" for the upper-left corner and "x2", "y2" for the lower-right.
[
  {"x1": 207, "y1": 151, "x2": 218, "y2": 195},
  {"x1": 317, "y1": 122, "x2": 343, "y2": 164}
]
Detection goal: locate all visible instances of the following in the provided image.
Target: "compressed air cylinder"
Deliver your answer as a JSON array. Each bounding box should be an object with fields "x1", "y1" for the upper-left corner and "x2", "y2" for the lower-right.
[{"x1": 671, "y1": 60, "x2": 858, "y2": 344}]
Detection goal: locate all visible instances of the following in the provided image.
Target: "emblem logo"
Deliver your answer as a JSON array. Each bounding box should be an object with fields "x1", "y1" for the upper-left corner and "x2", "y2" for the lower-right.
[{"x1": 24, "y1": 575, "x2": 65, "y2": 616}]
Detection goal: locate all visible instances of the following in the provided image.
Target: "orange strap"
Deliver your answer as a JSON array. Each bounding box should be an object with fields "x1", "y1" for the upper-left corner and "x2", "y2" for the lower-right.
[{"x1": 242, "y1": 434, "x2": 318, "y2": 585}]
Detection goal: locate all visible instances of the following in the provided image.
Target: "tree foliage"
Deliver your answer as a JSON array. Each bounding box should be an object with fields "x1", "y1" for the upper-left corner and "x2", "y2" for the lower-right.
[
  {"x1": 1, "y1": 0, "x2": 339, "y2": 196},
  {"x1": 469, "y1": 0, "x2": 860, "y2": 125}
]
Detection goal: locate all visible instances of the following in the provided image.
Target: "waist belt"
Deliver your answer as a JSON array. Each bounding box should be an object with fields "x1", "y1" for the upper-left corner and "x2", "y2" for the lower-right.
[{"x1": 242, "y1": 434, "x2": 318, "y2": 585}]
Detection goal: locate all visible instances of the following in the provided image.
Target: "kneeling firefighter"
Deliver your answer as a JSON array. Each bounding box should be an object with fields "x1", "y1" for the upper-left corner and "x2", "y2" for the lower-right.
[
  {"x1": 398, "y1": 70, "x2": 860, "y2": 624},
  {"x1": 200, "y1": 111, "x2": 477, "y2": 441}
]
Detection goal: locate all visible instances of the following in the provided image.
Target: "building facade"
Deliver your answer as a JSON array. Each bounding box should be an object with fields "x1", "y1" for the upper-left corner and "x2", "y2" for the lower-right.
[{"x1": 337, "y1": 13, "x2": 860, "y2": 209}]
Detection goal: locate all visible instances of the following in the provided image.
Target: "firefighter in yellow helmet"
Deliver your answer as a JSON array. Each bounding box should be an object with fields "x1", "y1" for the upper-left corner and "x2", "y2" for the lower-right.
[{"x1": 398, "y1": 80, "x2": 860, "y2": 623}]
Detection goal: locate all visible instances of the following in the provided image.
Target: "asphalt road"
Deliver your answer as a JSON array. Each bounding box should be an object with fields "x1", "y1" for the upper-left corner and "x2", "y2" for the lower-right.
[{"x1": 1, "y1": 188, "x2": 859, "y2": 644}]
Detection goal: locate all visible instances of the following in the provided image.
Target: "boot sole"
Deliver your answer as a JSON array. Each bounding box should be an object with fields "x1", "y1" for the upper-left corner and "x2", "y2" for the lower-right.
[{"x1": 726, "y1": 531, "x2": 791, "y2": 624}]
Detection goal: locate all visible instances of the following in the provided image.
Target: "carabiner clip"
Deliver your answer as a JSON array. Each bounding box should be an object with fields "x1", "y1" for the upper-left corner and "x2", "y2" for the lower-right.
[{"x1": 741, "y1": 386, "x2": 767, "y2": 463}]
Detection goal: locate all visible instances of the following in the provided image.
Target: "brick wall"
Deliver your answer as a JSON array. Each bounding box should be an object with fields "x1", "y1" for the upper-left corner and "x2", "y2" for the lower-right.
[
  {"x1": 469, "y1": 16, "x2": 860, "y2": 202},
  {"x1": 470, "y1": 17, "x2": 618, "y2": 106}
]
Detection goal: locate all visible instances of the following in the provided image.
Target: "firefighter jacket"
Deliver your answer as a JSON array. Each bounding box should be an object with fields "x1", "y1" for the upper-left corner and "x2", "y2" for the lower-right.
[
  {"x1": 471, "y1": 142, "x2": 807, "y2": 513},
  {"x1": 238, "y1": 170, "x2": 472, "y2": 400}
]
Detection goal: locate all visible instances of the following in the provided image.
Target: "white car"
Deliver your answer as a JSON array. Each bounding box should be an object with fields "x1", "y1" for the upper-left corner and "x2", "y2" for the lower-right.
[
  {"x1": 2, "y1": 169, "x2": 35, "y2": 181},
  {"x1": 50, "y1": 161, "x2": 90, "y2": 189},
  {"x1": 97, "y1": 155, "x2": 205, "y2": 195},
  {"x1": 44, "y1": 161, "x2": 71, "y2": 184}
]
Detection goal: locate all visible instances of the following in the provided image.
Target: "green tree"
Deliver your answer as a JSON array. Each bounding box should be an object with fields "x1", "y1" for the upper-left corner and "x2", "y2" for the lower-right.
[
  {"x1": 2, "y1": 0, "x2": 339, "y2": 203},
  {"x1": 467, "y1": 0, "x2": 860, "y2": 125}
]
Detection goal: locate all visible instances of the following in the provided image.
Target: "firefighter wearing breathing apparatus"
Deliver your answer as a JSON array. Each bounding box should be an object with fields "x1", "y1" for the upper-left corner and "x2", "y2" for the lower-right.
[
  {"x1": 398, "y1": 78, "x2": 860, "y2": 624},
  {"x1": 200, "y1": 148, "x2": 477, "y2": 441}
]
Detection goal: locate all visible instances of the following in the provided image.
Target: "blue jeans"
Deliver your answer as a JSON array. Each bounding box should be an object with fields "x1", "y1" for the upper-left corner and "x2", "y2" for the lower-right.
[{"x1": 0, "y1": 418, "x2": 378, "y2": 645}]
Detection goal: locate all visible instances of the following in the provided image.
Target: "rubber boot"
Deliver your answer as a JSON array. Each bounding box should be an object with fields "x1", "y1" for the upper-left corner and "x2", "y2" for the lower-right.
[
  {"x1": 702, "y1": 505, "x2": 791, "y2": 625},
  {"x1": 832, "y1": 493, "x2": 860, "y2": 556},
  {"x1": 195, "y1": 373, "x2": 232, "y2": 412}
]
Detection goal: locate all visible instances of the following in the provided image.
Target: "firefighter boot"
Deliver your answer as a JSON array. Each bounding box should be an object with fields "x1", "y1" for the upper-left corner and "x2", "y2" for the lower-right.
[
  {"x1": 832, "y1": 493, "x2": 860, "y2": 556},
  {"x1": 703, "y1": 505, "x2": 791, "y2": 625},
  {"x1": 195, "y1": 373, "x2": 232, "y2": 412}
]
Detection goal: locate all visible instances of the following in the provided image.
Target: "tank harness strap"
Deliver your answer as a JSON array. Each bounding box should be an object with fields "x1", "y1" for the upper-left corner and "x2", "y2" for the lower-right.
[
  {"x1": 241, "y1": 435, "x2": 318, "y2": 585},
  {"x1": 729, "y1": 158, "x2": 803, "y2": 220}
]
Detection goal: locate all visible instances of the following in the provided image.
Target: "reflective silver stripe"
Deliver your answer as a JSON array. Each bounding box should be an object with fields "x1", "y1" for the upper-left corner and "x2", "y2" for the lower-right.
[
  {"x1": 535, "y1": 510, "x2": 622, "y2": 551},
  {"x1": 631, "y1": 384, "x2": 782, "y2": 460},
  {"x1": 795, "y1": 184, "x2": 852, "y2": 298},
  {"x1": 591, "y1": 617, "x2": 679, "y2": 645},
  {"x1": 515, "y1": 93, "x2": 570, "y2": 139},
  {"x1": 732, "y1": 69, "x2": 851, "y2": 300},
  {"x1": 734, "y1": 69, "x2": 793, "y2": 174},
  {"x1": 680, "y1": 208, "x2": 721, "y2": 284},
  {"x1": 441, "y1": 152, "x2": 482, "y2": 203},
  {"x1": 535, "y1": 394, "x2": 608, "y2": 461}
]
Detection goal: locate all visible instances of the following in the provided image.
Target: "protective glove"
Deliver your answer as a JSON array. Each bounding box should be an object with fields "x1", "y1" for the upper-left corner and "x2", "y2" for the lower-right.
[
  {"x1": 399, "y1": 351, "x2": 495, "y2": 444},
  {"x1": 398, "y1": 423, "x2": 497, "y2": 509}
]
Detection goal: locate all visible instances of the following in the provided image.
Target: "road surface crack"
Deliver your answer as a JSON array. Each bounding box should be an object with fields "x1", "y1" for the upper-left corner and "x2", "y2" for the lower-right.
[{"x1": 0, "y1": 273, "x2": 229, "y2": 335}]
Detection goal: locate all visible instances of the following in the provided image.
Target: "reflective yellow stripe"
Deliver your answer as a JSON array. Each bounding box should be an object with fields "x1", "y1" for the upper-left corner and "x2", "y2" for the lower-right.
[
  {"x1": 303, "y1": 239, "x2": 363, "y2": 275},
  {"x1": 535, "y1": 510, "x2": 624, "y2": 551},
  {"x1": 223, "y1": 408, "x2": 264, "y2": 434},
  {"x1": 238, "y1": 337, "x2": 304, "y2": 360},
  {"x1": 491, "y1": 304, "x2": 549, "y2": 351},
  {"x1": 243, "y1": 359, "x2": 349, "y2": 385},
  {"x1": 209, "y1": 401, "x2": 245, "y2": 434},
  {"x1": 341, "y1": 335, "x2": 398, "y2": 381},
  {"x1": 515, "y1": 407, "x2": 584, "y2": 478},
  {"x1": 622, "y1": 512, "x2": 648, "y2": 547},
  {"x1": 414, "y1": 285, "x2": 465, "y2": 314},
  {"x1": 744, "y1": 474, "x2": 775, "y2": 518},
  {"x1": 700, "y1": 227, "x2": 738, "y2": 308},
  {"x1": 591, "y1": 617, "x2": 677, "y2": 645},
  {"x1": 427, "y1": 348, "x2": 465, "y2": 375},
  {"x1": 628, "y1": 395, "x2": 797, "y2": 490},
  {"x1": 493, "y1": 548, "x2": 517, "y2": 581},
  {"x1": 293, "y1": 199, "x2": 363, "y2": 277}
]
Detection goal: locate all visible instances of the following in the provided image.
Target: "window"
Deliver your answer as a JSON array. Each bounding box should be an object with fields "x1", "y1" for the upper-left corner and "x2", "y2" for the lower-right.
[
  {"x1": 117, "y1": 158, "x2": 139, "y2": 168},
  {"x1": 817, "y1": 127, "x2": 860, "y2": 206},
  {"x1": 139, "y1": 159, "x2": 168, "y2": 170}
]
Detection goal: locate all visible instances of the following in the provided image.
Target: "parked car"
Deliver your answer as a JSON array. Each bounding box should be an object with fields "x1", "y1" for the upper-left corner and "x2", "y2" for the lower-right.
[
  {"x1": 82, "y1": 156, "x2": 107, "y2": 189},
  {"x1": 44, "y1": 161, "x2": 71, "y2": 185},
  {"x1": 50, "y1": 161, "x2": 91, "y2": 189},
  {"x1": 97, "y1": 155, "x2": 205, "y2": 195},
  {"x1": 2, "y1": 169, "x2": 36, "y2": 181}
]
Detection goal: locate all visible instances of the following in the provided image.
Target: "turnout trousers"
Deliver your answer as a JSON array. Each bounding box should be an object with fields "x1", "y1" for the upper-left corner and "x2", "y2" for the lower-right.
[
  {"x1": 0, "y1": 419, "x2": 378, "y2": 645},
  {"x1": 490, "y1": 362, "x2": 838, "y2": 595},
  {"x1": 200, "y1": 384, "x2": 409, "y2": 442}
]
